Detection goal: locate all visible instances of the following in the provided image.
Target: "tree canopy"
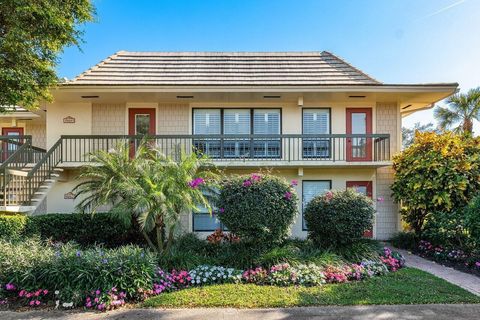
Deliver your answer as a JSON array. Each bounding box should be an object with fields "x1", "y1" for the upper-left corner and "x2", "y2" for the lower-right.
[{"x1": 0, "y1": 0, "x2": 95, "y2": 112}]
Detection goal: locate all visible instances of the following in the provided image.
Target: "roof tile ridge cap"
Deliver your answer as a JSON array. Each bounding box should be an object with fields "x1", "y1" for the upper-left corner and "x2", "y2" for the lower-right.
[
  {"x1": 70, "y1": 50, "x2": 125, "y2": 82},
  {"x1": 321, "y1": 51, "x2": 382, "y2": 84}
]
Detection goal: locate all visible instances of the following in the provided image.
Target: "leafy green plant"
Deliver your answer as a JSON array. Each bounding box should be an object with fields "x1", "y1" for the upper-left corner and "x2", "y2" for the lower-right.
[
  {"x1": 304, "y1": 189, "x2": 374, "y2": 248},
  {"x1": 332, "y1": 239, "x2": 382, "y2": 263},
  {"x1": 390, "y1": 231, "x2": 419, "y2": 250},
  {"x1": 217, "y1": 173, "x2": 298, "y2": 246},
  {"x1": 74, "y1": 141, "x2": 219, "y2": 253},
  {"x1": 0, "y1": 214, "x2": 27, "y2": 239},
  {"x1": 24, "y1": 212, "x2": 140, "y2": 247},
  {"x1": 254, "y1": 245, "x2": 300, "y2": 267},
  {"x1": 392, "y1": 132, "x2": 480, "y2": 235},
  {"x1": 464, "y1": 195, "x2": 480, "y2": 247},
  {"x1": 0, "y1": 239, "x2": 156, "y2": 298}
]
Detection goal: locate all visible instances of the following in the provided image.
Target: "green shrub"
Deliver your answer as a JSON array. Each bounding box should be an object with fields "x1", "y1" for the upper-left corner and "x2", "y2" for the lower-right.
[
  {"x1": 304, "y1": 189, "x2": 374, "y2": 248},
  {"x1": 390, "y1": 231, "x2": 419, "y2": 250},
  {"x1": 465, "y1": 195, "x2": 480, "y2": 246},
  {"x1": 255, "y1": 245, "x2": 301, "y2": 267},
  {"x1": 217, "y1": 173, "x2": 298, "y2": 245},
  {"x1": 422, "y1": 210, "x2": 468, "y2": 248},
  {"x1": 0, "y1": 238, "x2": 156, "y2": 298},
  {"x1": 332, "y1": 239, "x2": 382, "y2": 263},
  {"x1": 0, "y1": 214, "x2": 27, "y2": 239},
  {"x1": 24, "y1": 212, "x2": 142, "y2": 247}
]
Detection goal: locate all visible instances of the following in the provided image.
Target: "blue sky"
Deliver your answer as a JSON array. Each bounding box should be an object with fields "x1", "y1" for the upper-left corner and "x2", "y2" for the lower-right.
[{"x1": 58, "y1": 0, "x2": 480, "y2": 130}]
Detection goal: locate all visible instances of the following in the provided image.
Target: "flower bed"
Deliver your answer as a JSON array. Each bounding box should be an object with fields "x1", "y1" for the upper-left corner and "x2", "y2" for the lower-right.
[
  {"x1": 413, "y1": 240, "x2": 480, "y2": 277},
  {"x1": 0, "y1": 245, "x2": 405, "y2": 311}
]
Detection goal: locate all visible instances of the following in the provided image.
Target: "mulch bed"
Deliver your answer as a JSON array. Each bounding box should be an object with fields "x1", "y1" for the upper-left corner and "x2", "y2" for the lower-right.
[{"x1": 414, "y1": 252, "x2": 480, "y2": 278}]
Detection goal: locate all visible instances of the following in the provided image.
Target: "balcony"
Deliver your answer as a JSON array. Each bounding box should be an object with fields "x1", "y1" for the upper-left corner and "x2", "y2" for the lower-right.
[{"x1": 59, "y1": 134, "x2": 391, "y2": 168}]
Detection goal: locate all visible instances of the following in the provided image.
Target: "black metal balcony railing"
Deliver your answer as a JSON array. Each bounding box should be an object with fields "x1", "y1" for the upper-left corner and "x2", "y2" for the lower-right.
[{"x1": 60, "y1": 134, "x2": 390, "y2": 163}]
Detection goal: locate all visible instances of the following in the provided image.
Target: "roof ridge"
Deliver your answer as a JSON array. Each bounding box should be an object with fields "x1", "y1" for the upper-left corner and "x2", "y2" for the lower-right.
[{"x1": 321, "y1": 51, "x2": 381, "y2": 84}]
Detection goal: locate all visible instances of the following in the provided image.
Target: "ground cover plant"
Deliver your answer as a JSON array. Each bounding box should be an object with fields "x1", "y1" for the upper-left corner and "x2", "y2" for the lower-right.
[{"x1": 143, "y1": 268, "x2": 480, "y2": 308}]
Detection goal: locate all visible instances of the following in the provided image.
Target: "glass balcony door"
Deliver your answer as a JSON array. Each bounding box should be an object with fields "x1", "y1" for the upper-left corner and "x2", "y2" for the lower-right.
[{"x1": 346, "y1": 108, "x2": 372, "y2": 161}]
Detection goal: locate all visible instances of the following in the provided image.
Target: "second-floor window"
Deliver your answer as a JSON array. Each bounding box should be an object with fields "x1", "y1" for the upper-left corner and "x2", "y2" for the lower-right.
[
  {"x1": 302, "y1": 108, "x2": 330, "y2": 158},
  {"x1": 193, "y1": 108, "x2": 281, "y2": 158}
]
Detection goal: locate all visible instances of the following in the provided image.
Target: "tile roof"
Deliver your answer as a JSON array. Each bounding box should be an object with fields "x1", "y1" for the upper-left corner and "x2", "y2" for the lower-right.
[{"x1": 68, "y1": 51, "x2": 381, "y2": 86}]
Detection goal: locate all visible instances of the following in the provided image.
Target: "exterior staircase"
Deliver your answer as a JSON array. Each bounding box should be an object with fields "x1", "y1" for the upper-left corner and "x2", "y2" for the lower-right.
[{"x1": 0, "y1": 136, "x2": 62, "y2": 213}]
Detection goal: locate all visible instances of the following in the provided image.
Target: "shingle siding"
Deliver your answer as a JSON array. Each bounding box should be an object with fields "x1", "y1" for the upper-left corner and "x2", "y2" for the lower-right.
[
  {"x1": 157, "y1": 103, "x2": 189, "y2": 134},
  {"x1": 375, "y1": 102, "x2": 399, "y2": 240},
  {"x1": 92, "y1": 103, "x2": 126, "y2": 135},
  {"x1": 70, "y1": 51, "x2": 380, "y2": 86}
]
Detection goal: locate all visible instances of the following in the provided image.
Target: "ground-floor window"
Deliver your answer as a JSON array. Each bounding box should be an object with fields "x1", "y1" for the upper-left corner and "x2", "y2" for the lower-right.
[
  {"x1": 302, "y1": 180, "x2": 332, "y2": 230},
  {"x1": 192, "y1": 211, "x2": 222, "y2": 232}
]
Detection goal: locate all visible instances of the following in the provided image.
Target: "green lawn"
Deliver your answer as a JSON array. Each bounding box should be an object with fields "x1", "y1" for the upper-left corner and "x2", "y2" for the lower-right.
[{"x1": 144, "y1": 268, "x2": 480, "y2": 308}]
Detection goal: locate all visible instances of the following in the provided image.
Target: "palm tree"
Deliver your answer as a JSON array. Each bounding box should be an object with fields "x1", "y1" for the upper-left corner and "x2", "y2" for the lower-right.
[
  {"x1": 434, "y1": 87, "x2": 480, "y2": 134},
  {"x1": 73, "y1": 141, "x2": 219, "y2": 253}
]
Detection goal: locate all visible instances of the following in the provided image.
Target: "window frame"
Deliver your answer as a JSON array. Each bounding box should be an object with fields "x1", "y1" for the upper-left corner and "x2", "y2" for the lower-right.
[
  {"x1": 301, "y1": 179, "x2": 332, "y2": 231},
  {"x1": 301, "y1": 107, "x2": 332, "y2": 159},
  {"x1": 192, "y1": 212, "x2": 224, "y2": 232},
  {"x1": 192, "y1": 108, "x2": 283, "y2": 136}
]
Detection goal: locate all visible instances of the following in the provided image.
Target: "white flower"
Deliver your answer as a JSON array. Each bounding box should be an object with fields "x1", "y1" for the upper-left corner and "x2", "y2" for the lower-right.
[{"x1": 54, "y1": 290, "x2": 60, "y2": 295}]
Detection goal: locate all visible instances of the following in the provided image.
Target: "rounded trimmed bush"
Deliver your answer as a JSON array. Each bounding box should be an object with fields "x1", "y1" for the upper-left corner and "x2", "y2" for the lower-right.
[
  {"x1": 217, "y1": 173, "x2": 298, "y2": 245},
  {"x1": 304, "y1": 189, "x2": 374, "y2": 247}
]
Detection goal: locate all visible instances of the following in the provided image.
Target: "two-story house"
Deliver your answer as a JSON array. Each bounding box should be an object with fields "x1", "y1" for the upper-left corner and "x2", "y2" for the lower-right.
[{"x1": 0, "y1": 51, "x2": 457, "y2": 240}]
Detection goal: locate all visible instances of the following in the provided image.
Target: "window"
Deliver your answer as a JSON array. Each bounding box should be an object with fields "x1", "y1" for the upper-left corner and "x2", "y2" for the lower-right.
[
  {"x1": 253, "y1": 109, "x2": 281, "y2": 158},
  {"x1": 192, "y1": 108, "x2": 282, "y2": 159},
  {"x1": 303, "y1": 109, "x2": 330, "y2": 158},
  {"x1": 193, "y1": 109, "x2": 221, "y2": 157},
  {"x1": 192, "y1": 204, "x2": 221, "y2": 232},
  {"x1": 302, "y1": 180, "x2": 332, "y2": 230},
  {"x1": 223, "y1": 109, "x2": 251, "y2": 158}
]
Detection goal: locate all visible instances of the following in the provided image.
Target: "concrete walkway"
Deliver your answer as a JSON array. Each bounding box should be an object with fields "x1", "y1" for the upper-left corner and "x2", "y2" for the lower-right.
[
  {"x1": 394, "y1": 248, "x2": 480, "y2": 296},
  {"x1": 2, "y1": 304, "x2": 480, "y2": 320}
]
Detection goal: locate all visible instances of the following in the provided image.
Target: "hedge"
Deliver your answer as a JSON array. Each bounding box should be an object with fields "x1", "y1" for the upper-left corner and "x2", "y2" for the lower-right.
[{"x1": 0, "y1": 212, "x2": 142, "y2": 247}]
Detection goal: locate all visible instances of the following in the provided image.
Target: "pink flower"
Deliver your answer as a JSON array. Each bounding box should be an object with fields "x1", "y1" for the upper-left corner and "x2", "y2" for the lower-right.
[
  {"x1": 29, "y1": 300, "x2": 35, "y2": 306},
  {"x1": 475, "y1": 261, "x2": 480, "y2": 268},
  {"x1": 43, "y1": 289, "x2": 48, "y2": 295},
  {"x1": 95, "y1": 289, "x2": 101, "y2": 295},
  {"x1": 250, "y1": 173, "x2": 262, "y2": 181},
  {"x1": 284, "y1": 191, "x2": 292, "y2": 200},
  {"x1": 97, "y1": 303, "x2": 105, "y2": 311},
  {"x1": 18, "y1": 290, "x2": 26, "y2": 297},
  {"x1": 35, "y1": 300, "x2": 40, "y2": 306},
  {"x1": 290, "y1": 180, "x2": 298, "y2": 186},
  {"x1": 188, "y1": 177, "x2": 205, "y2": 189},
  {"x1": 325, "y1": 191, "x2": 333, "y2": 201},
  {"x1": 243, "y1": 180, "x2": 252, "y2": 187},
  {"x1": 86, "y1": 301, "x2": 92, "y2": 308}
]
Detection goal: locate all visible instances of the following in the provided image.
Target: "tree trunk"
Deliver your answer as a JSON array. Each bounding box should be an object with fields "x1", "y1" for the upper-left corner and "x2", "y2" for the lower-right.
[
  {"x1": 142, "y1": 231, "x2": 157, "y2": 252},
  {"x1": 463, "y1": 119, "x2": 473, "y2": 135},
  {"x1": 166, "y1": 225, "x2": 175, "y2": 251},
  {"x1": 156, "y1": 216, "x2": 165, "y2": 253}
]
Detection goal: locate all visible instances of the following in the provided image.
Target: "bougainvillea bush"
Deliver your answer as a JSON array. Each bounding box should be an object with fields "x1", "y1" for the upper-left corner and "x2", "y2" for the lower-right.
[
  {"x1": 217, "y1": 173, "x2": 298, "y2": 245},
  {"x1": 304, "y1": 189, "x2": 374, "y2": 248}
]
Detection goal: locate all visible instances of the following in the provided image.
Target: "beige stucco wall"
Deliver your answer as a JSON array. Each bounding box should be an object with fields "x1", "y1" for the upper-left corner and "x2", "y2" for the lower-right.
[
  {"x1": 46, "y1": 102, "x2": 92, "y2": 148},
  {"x1": 375, "y1": 102, "x2": 400, "y2": 240}
]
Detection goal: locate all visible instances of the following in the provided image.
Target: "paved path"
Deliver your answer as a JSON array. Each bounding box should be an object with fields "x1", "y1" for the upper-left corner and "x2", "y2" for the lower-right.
[
  {"x1": 394, "y1": 248, "x2": 480, "y2": 296},
  {"x1": 2, "y1": 304, "x2": 480, "y2": 320}
]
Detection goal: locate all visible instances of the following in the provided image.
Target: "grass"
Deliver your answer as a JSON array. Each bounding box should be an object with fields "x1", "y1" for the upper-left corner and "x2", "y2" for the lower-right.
[{"x1": 143, "y1": 268, "x2": 480, "y2": 308}]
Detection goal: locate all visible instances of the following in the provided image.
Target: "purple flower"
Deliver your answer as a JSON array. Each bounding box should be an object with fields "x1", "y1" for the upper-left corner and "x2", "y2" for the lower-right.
[
  {"x1": 188, "y1": 177, "x2": 205, "y2": 189},
  {"x1": 475, "y1": 261, "x2": 480, "y2": 268},
  {"x1": 5, "y1": 283, "x2": 15, "y2": 291},
  {"x1": 95, "y1": 289, "x2": 101, "y2": 295},
  {"x1": 102, "y1": 258, "x2": 108, "y2": 264},
  {"x1": 290, "y1": 180, "x2": 298, "y2": 187},
  {"x1": 219, "y1": 207, "x2": 225, "y2": 214},
  {"x1": 284, "y1": 191, "x2": 292, "y2": 200},
  {"x1": 76, "y1": 251, "x2": 82, "y2": 257},
  {"x1": 97, "y1": 303, "x2": 105, "y2": 311},
  {"x1": 243, "y1": 180, "x2": 252, "y2": 187}
]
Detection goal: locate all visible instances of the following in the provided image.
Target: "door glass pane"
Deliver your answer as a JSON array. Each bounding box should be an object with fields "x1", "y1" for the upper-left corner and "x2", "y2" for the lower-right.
[
  {"x1": 302, "y1": 181, "x2": 331, "y2": 229},
  {"x1": 135, "y1": 114, "x2": 151, "y2": 135},
  {"x1": 303, "y1": 109, "x2": 330, "y2": 158},
  {"x1": 351, "y1": 112, "x2": 367, "y2": 158}
]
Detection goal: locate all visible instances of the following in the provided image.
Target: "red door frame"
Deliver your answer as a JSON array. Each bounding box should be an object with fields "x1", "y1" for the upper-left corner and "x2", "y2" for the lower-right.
[
  {"x1": 346, "y1": 181, "x2": 374, "y2": 238},
  {"x1": 346, "y1": 108, "x2": 372, "y2": 162},
  {"x1": 2, "y1": 127, "x2": 24, "y2": 160},
  {"x1": 128, "y1": 108, "x2": 156, "y2": 135},
  {"x1": 128, "y1": 108, "x2": 156, "y2": 156}
]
